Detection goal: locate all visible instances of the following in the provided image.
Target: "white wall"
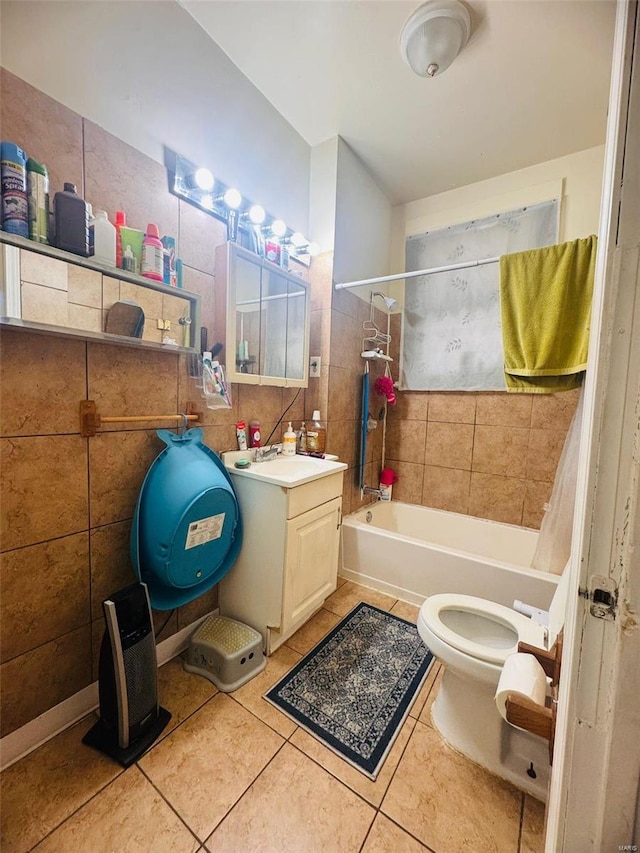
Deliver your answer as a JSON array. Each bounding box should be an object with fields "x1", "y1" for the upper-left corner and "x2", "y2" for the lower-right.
[
  {"x1": 333, "y1": 138, "x2": 393, "y2": 292},
  {"x1": 390, "y1": 145, "x2": 606, "y2": 292},
  {"x1": 0, "y1": 0, "x2": 311, "y2": 233},
  {"x1": 309, "y1": 138, "x2": 338, "y2": 253}
]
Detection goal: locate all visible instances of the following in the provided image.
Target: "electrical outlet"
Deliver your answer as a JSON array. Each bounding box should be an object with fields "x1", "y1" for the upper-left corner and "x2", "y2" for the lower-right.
[{"x1": 309, "y1": 356, "x2": 321, "y2": 377}]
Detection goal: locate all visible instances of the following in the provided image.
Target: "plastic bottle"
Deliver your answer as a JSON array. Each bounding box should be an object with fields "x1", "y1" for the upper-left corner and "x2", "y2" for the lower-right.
[
  {"x1": 306, "y1": 410, "x2": 326, "y2": 454},
  {"x1": 92, "y1": 210, "x2": 116, "y2": 267},
  {"x1": 26, "y1": 157, "x2": 49, "y2": 243},
  {"x1": 282, "y1": 421, "x2": 297, "y2": 456},
  {"x1": 298, "y1": 421, "x2": 307, "y2": 453},
  {"x1": 53, "y1": 182, "x2": 89, "y2": 256},
  {"x1": 1, "y1": 141, "x2": 29, "y2": 237},
  {"x1": 265, "y1": 237, "x2": 280, "y2": 265},
  {"x1": 114, "y1": 210, "x2": 126, "y2": 268},
  {"x1": 87, "y1": 204, "x2": 94, "y2": 255},
  {"x1": 122, "y1": 244, "x2": 136, "y2": 273},
  {"x1": 249, "y1": 420, "x2": 261, "y2": 448},
  {"x1": 236, "y1": 421, "x2": 248, "y2": 451},
  {"x1": 141, "y1": 223, "x2": 164, "y2": 281},
  {"x1": 280, "y1": 241, "x2": 290, "y2": 270}
]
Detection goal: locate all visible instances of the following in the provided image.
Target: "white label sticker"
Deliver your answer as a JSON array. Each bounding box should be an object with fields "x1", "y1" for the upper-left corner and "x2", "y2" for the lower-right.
[{"x1": 185, "y1": 513, "x2": 225, "y2": 550}]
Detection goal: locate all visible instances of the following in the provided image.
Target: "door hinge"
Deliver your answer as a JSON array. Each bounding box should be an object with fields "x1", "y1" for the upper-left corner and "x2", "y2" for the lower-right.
[{"x1": 578, "y1": 575, "x2": 618, "y2": 621}]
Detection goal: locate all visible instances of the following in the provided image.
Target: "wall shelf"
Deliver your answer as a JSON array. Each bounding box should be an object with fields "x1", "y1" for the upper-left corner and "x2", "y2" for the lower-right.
[{"x1": 0, "y1": 232, "x2": 201, "y2": 353}]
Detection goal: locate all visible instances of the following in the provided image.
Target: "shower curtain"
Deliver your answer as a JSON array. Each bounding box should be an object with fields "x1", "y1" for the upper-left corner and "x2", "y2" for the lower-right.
[
  {"x1": 531, "y1": 387, "x2": 585, "y2": 574},
  {"x1": 402, "y1": 200, "x2": 559, "y2": 391}
]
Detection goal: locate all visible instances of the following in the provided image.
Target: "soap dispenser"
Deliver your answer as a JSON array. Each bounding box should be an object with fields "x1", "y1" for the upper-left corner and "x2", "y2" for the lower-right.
[{"x1": 282, "y1": 422, "x2": 297, "y2": 457}]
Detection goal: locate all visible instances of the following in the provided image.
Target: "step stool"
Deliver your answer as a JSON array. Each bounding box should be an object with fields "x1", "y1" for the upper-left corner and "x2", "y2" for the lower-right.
[{"x1": 184, "y1": 615, "x2": 265, "y2": 692}]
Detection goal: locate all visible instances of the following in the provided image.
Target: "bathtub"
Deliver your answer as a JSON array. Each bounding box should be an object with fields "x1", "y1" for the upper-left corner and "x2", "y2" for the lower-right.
[{"x1": 341, "y1": 501, "x2": 558, "y2": 611}]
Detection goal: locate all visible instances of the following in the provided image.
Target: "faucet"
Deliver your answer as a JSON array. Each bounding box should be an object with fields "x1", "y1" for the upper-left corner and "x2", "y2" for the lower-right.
[
  {"x1": 362, "y1": 485, "x2": 382, "y2": 498},
  {"x1": 255, "y1": 444, "x2": 282, "y2": 463}
]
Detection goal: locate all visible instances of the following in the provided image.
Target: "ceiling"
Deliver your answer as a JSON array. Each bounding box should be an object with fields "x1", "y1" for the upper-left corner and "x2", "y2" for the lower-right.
[{"x1": 183, "y1": 0, "x2": 617, "y2": 206}]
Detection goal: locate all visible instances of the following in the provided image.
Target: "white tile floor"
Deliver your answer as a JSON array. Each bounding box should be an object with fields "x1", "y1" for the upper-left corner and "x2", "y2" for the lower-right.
[{"x1": 1, "y1": 581, "x2": 545, "y2": 853}]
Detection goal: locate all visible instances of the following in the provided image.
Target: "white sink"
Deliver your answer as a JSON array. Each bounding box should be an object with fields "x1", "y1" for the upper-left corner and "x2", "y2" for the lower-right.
[{"x1": 222, "y1": 450, "x2": 347, "y2": 487}]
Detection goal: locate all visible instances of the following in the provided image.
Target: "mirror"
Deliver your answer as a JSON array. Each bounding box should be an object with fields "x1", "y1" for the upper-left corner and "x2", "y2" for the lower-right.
[
  {"x1": 235, "y1": 253, "x2": 261, "y2": 373},
  {"x1": 217, "y1": 242, "x2": 310, "y2": 387}
]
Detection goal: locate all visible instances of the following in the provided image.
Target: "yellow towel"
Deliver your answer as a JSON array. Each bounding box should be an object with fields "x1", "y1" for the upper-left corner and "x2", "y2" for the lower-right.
[{"x1": 500, "y1": 235, "x2": 597, "y2": 393}]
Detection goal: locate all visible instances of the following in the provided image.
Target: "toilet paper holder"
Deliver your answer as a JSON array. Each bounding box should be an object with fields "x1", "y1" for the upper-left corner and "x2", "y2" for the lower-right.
[{"x1": 504, "y1": 630, "x2": 563, "y2": 764}]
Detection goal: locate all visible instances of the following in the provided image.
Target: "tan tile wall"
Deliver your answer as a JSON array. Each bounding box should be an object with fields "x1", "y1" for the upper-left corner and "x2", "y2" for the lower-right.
[
  {"x1": 0, "y1": 69, "x2": 303, "y2": 737},
  {"x1": 385, "y1": 311, "x2": 580, "y2": 528}
]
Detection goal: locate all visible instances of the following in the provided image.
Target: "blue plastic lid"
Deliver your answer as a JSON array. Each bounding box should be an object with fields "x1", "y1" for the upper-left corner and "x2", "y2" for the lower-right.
[{"x1": 131, "y1": 428, "x2": 243, "y2": 609}]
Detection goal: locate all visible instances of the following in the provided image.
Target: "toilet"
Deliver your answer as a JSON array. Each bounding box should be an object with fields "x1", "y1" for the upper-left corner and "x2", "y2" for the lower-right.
[{"x1": 417, "y1": 566, "x2": 570, "y2": 800}]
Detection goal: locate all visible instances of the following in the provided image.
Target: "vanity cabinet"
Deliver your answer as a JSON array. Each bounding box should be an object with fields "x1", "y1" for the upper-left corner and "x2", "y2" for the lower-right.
[
  {"x1": 219, "y1": 467, "x2": 344, "y2": 654},
  {"x1": 1, "y1": 234, "x2": 200, "y2": 351},
  {"x1": 215, "y1": 242, "x2": 310, "y2": 387}
]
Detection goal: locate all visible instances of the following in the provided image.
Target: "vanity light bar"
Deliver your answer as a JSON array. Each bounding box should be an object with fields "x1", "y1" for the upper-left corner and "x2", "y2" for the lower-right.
[{"x1": 169, "y1": 152, "x2": 315, "y2": 264}]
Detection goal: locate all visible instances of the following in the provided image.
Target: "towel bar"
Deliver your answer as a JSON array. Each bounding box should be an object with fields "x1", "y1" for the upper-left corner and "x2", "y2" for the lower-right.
[{"x1": 80, "y1": 400, "x2": 203, "y2": 437}]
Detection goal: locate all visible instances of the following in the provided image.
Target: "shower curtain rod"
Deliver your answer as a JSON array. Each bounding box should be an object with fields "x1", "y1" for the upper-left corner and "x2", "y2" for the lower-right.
[{"x1": 334, "y1": 255, "x2": 500, "y2": 291}]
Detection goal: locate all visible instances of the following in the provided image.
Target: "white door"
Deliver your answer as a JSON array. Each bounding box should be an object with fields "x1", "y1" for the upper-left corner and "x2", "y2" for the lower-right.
[{"x1": 546, "y1": 2, "x2": 640, "y2": 849}]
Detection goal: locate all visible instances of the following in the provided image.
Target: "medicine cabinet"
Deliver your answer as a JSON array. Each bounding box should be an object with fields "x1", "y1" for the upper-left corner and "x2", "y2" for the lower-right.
[
  {"x1": 0, "y1": 233, "x2": 200, "y2": 352},
  {"x1": 215, "y1": 242, "x2": 310, "y2": 387}
]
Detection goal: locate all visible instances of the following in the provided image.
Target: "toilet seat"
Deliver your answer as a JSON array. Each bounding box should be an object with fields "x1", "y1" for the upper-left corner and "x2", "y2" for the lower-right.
[{"x1": 419, "y1": 594, "x2": 547, "y2": 666}]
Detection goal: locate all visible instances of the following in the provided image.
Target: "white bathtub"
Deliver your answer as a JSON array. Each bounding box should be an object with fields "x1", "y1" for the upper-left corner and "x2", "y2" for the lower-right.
[{"x1": 341, "y1": 501, "x2": 558, "y2": 611}]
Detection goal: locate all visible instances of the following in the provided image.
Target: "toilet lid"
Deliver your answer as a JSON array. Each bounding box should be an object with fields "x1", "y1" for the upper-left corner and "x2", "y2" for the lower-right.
[{"x1": 421, "y1": 594, "x2": 546, "y2": 665}]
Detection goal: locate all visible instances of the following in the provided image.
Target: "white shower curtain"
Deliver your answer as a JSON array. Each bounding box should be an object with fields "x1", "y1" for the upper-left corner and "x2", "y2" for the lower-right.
[
  {"x1": 531, "y1": 387, "x2": 585, "y2": 575},
  {"x1": 401, "y1": 200, "x2": 559, "y2": 391}
]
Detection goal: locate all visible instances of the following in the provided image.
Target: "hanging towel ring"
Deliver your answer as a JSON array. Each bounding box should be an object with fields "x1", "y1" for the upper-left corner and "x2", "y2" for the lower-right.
[{"x1": 178, "y1": 413, "x2": 189, "y2": 435}]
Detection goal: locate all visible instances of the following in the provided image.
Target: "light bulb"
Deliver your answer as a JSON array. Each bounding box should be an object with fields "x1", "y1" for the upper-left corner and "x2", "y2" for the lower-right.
[
  {"x1": 271, "y1": 219, "x2": 287, "y2": 238},
  {"x1": 201, "y1": 195, "x2": 214, "y2": 211},
  {"x1": 290, "y1": 232, "x2": 306, "y2": 247},
  {"x1": 248, "y1": 204, "x2": 266, "y2": 225},
  {"x1": 194, "y1": 167, "x2": 215, "y2": 191},
  {"x1": 223, "y1": 188, "x2": 242, "y2": 209}
]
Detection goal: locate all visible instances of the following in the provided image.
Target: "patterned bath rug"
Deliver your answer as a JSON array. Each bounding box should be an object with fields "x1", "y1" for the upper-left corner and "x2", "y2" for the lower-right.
[{"x1": 264, "y1": 602, "x2": 433, "y2": 779}]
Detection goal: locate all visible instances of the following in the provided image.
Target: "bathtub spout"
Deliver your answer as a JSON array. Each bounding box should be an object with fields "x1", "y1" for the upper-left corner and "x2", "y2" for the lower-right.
[{"x1": 362, "y1": 485, "x2": 382, "y2": 498}]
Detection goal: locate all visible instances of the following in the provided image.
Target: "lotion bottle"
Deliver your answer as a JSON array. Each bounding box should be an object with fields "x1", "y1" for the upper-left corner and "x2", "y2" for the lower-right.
[{"x1": 282, "y1": 422, "x2": 296, "y2": 457}]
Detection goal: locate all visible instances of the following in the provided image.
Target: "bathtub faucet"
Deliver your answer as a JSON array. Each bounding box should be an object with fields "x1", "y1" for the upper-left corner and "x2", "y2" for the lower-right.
[{"x1": 362, "y1": 485, "x2": 382, "y2": 498}]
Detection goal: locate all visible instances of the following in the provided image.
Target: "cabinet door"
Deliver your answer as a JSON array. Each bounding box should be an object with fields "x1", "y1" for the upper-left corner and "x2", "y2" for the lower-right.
[{"x1": 281, "y1": 497, "x2": 341, "y2": 635}]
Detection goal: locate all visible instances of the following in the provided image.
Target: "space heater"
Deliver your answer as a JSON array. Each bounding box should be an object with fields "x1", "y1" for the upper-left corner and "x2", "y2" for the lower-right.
[{"x1": 82, "y1": 582, "x2": 170, "y2": 766}]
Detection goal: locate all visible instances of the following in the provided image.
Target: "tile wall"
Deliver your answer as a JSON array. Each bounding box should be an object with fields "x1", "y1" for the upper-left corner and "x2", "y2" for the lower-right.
[
  {"x1": 385, "y1": 316, "x2": 580, "y2": 527},
  {"x1": 0, "y1": 69, "x2": 308, "y2": 737}
]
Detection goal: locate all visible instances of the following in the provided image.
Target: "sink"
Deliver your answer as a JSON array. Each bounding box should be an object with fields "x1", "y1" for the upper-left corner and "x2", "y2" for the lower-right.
[{"x1": 222, "y1": 450, "x2": 347, "y2": 487}]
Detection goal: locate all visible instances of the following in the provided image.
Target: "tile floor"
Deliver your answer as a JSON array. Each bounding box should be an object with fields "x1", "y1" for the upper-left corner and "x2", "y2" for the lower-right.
[{"x1": 1, "y1": 580, "x2": 546, "y2": 853}]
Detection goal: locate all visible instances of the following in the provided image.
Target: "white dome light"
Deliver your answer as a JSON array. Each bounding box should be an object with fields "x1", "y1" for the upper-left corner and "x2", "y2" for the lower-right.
[{"x1": 400, "y1": 0, "x2": 471, "y2": 78}]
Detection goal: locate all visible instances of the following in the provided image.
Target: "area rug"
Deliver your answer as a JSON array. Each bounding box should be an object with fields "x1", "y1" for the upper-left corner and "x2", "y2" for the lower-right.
[{"x1": 264, "y1": 602, "x2": 433, "y2": 779}]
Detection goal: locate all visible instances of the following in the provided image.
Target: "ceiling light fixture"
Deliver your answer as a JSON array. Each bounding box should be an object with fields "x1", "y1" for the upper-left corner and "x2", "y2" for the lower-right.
[{"x1": 399, "y1": 0, "x2": 471, "y2": 78}]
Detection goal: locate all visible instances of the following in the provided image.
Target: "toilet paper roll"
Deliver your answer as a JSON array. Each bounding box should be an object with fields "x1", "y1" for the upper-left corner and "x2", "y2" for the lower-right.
[{"x1": 495, "y1": 653, "x2": 548, "y2": 730}]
